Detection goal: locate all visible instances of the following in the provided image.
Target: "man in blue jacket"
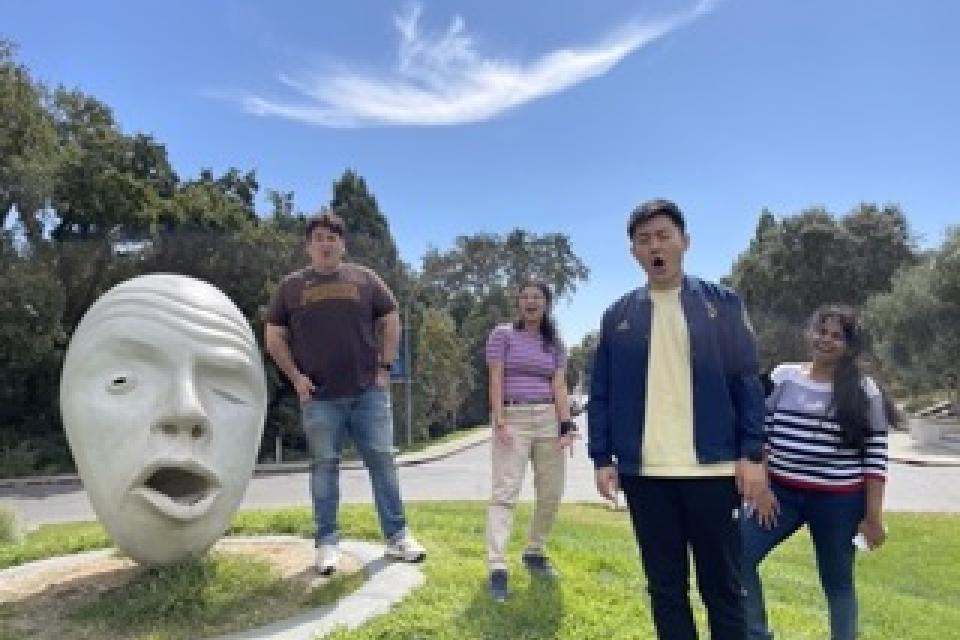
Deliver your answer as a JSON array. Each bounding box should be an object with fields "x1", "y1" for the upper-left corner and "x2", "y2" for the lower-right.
[{"x1": 588, "y1": 199, "x2": 766, "y2": 640}]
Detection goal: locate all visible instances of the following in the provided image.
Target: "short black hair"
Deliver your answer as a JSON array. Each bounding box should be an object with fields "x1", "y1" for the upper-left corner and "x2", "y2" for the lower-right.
[
  {"x1": 305, "y1": 211, "x2": 345, "y2": 239},
  {"x1": 627, "y1": 199, "x2": 686, "y2": 239}
]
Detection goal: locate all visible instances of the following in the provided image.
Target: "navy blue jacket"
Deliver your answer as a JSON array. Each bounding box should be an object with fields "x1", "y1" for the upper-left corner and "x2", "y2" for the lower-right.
[{"x1": 587, "y1": 275, "x2": 765, "y2": 475}]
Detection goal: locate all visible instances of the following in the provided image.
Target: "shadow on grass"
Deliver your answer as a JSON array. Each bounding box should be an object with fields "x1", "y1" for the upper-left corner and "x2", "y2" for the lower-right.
[{"x1": 458, "y1": 573, "x2": 563, "y2": 639}]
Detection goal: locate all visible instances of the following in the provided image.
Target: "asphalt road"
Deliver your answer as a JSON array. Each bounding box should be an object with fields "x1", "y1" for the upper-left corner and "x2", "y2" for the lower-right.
[{"x1": 4, "y1": 436, "x2": 959, "y2": 529}]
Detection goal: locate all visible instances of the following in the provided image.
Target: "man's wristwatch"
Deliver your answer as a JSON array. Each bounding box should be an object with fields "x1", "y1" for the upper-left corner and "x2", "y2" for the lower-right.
[
  {"x1": 378, "y1": 362, "x2": 393, "y2": 372},
  {"x1": 559, "y1": 419, "x2": 578, "y2": 436}
]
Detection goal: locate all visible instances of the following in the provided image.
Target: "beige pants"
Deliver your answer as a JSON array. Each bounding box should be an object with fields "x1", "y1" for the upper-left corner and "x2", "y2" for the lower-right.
[{"x1": 487, "y1": 403, "x2": 566, "y2": 570}]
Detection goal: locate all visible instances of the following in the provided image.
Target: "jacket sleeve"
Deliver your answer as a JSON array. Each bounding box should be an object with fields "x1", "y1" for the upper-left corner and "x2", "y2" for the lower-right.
[
  {"x1": 587, "y1": 311, "x2": 613, "y2": 468},
  {"x1": 724, "y1": 293, "x2": 765, "y2": 459}
]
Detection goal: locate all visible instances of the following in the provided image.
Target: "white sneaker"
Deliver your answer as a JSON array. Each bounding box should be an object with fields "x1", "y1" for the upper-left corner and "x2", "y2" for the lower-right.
[
  {"x1": 384, "y1": 533, "x2": 426, "y2": 563},
  {"x1": 316, "y1": 543, "x2": 339, "y2": 575}
]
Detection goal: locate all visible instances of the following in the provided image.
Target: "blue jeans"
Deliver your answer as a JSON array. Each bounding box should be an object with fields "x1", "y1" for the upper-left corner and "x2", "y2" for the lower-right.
[
  {"x1": 742, "y1": 480, "x2": 865, "y2": 640},
  {"x1": 301, "y1": 387, "x2": 407, "y2": 545}
]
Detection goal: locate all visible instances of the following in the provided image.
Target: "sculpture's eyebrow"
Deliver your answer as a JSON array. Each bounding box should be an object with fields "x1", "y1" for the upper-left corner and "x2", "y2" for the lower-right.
[
  {"x1": 89, "y1": 309, "x2": 256, "y2": 360},
  {"x1": 194, "y1": 346, "x2": 257, "y2": 373},
  {"x1": 100, "y1": 334, "x2": 164, "y2": 358},
  {"x1": 75, "y1": 287, "x2": 258, "y2": 356},
  {"x1": 100, "y1": 333, "x2": 256, "y2": 373}
]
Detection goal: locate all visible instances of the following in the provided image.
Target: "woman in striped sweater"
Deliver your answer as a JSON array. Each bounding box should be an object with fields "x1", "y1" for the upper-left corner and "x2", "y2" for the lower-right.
[
  {"x1": 743, "y1": 305, "x2": 890, "y2": 640},
  {"x1": 484, "y1": 280, "x2": 578, "y2": 602}
]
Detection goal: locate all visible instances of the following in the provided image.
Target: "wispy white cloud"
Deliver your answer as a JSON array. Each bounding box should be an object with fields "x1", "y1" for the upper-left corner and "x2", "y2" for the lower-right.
[{"x1": 241, "y1": 1, "x2": 718, "y2": 127}]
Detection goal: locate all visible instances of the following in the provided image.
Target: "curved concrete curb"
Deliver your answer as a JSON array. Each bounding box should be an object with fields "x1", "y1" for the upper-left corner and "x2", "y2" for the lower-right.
[
  {"x1": 0, "y1": 547, "x2": 119, "y2": 589},
  {"x1": 888, "y1": 432, "x2": 960, "y2": 467},
  {"x1": 1, "y1": 537, "x2": 425, "y2": 640},
  {"x1": 212, "y1": 537, "x2": 425, "y2": 640}
]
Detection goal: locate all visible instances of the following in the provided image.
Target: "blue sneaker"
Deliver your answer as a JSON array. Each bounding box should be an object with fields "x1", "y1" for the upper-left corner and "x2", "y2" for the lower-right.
[
  {"x1": 522, "y1": 552, "x2": 557, "y2": 579},
  {"x1": 489, "y1": 569, "x2": 508, "y2": 602}
]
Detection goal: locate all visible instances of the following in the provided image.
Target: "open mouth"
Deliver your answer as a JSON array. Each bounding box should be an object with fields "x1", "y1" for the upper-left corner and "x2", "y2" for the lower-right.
[{"x1": 131, "y1": 460, "x2": 221, "y2": 521}]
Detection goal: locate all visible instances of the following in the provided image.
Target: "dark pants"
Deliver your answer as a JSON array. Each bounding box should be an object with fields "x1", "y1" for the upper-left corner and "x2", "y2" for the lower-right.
[
  {"x1": 621, "y1": 474, "x2": 746, "y2": 640},
  {"x1": 741, "y1": 481, "x2": 864, "y2": 640}
]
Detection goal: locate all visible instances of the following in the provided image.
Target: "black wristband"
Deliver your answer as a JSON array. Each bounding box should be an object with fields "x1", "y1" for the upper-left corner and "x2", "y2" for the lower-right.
[
  {"x1": 559, "y1": 420, "x2": 577, "y2": 436},
  {"x1": 379, "y1": 362, "x2": 393, "y2": 372}
]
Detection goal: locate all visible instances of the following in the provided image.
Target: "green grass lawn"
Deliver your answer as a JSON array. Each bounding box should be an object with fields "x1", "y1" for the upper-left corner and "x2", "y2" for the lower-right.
[{"x1": 1, "y1": 504, "x2": 957, "y2": 639}]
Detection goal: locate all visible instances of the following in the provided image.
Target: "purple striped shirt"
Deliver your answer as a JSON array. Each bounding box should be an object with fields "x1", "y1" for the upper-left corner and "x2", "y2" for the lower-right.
[{"x1": 485, "y1": 324, "x2": 566, "y2": 401}]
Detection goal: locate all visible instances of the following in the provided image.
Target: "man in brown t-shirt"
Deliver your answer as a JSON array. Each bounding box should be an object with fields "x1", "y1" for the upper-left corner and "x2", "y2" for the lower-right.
[{"x1": 265, "y1": 212, "x2": 425, "y2": 574}]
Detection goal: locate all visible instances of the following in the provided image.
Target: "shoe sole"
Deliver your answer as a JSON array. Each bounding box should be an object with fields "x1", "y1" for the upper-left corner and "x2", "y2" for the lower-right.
[{"x1": 522, "y1": 557, "x2": 557, "y2": 579}]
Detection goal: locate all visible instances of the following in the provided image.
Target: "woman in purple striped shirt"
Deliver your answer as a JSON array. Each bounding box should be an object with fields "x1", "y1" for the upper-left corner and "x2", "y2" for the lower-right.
[{"x1": 484, "y1": 280, "x2": 578, "y2": 602}]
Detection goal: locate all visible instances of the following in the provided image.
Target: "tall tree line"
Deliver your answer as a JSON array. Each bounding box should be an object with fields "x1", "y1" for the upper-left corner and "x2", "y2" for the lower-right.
[
  {"x1": 1, "y1": 41, "x2": 591, "y2": 475},
  {"x1": 726, "y1": 204, "x2": 957, "y2": 396}
]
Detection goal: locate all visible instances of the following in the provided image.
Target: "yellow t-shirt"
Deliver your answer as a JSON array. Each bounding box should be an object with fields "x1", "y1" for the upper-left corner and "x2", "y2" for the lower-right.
[{"x1": 642, "y1": 287, "x2": 735, "y2": 477}]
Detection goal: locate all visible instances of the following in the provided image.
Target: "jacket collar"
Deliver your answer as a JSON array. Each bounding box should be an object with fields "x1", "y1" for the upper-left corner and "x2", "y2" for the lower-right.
[{"x1": 633, "y1": 274, "x2": 699, "y2": 303}]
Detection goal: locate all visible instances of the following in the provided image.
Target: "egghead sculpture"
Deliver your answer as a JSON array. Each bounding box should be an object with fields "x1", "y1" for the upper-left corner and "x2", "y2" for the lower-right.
[{"x1": 60, "y1": 274, "x2": 268, "y2": 565}]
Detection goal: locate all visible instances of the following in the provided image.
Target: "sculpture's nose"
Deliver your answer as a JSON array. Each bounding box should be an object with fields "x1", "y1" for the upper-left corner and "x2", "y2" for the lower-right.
[{"x1": 153, "y1": 374, "x2": 210, "y2": 443}]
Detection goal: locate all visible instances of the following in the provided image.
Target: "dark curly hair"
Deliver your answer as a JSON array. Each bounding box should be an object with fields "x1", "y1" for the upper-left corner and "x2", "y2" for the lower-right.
[{"x1": 809, "y1": 305, "x2": 870, "y2": 450}]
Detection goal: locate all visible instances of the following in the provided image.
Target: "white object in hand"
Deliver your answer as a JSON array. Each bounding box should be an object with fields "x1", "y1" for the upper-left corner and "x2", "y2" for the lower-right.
[
  {"x1": 852, "y1": 526, "x2": 888, "y2": 551},
  {"x1": 852, "y1": 532, "x2": 871, "y2": 551}
]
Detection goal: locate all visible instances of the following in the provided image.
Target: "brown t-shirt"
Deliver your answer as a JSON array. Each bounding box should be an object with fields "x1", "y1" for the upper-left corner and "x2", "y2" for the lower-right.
[{"x1": 265, "y1": 263, "x2": 397, "y2": 399}]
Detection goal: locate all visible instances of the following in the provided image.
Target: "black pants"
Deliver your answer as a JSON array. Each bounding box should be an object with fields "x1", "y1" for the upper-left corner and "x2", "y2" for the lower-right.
[{"x1": 620, "y1": 475, "x2": 745, "y2": 640}]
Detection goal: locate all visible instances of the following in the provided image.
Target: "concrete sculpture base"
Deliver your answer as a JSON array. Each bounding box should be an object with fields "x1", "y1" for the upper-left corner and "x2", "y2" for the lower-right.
[{"x1": 0, "y1": 537, "x2": 424, "y2": 640}]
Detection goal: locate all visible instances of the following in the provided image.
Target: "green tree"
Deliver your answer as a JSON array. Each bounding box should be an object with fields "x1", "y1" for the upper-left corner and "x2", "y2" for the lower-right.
[
  {"x1": 0, "y1": 234, "x2": 70, "y2": 474},
  {"x1": 864, "y1": 227, "x2": 960, "y2": 392},
  {"x1": 419, "y1": 230, "x2": 589, "y2": 425},
  {"x1": 567, "y1": 330, "x2": 599, "y2": 392},
  {"x1": 727, "y1": 203, "x2": 916, "y2": 368},
  {"x1": 0, "y1": 39, "x2": 60, "y2": 246},
  {"x1": 328, "y1": 169, "x2": 403, "y2": 290},
  {"x1": 266, "y1": 188, "x2": 305, "y2": 234},
  {"x1": 47, "y1": 89, "x2": 179, "y2": 331},
  {"x1": 421, "y1": 230, "x2": 589, "y2": 303},
  {"x1": 414, "y1": 308, "x2": 474, "y2": 438}
]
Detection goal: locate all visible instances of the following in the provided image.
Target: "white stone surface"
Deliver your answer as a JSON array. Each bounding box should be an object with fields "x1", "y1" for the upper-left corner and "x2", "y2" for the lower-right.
[
  {"x1": 59, "y1": 274, "x2": 267, "y2": 565},
  {"x1": 212, "y1": 539, "x2": 425, "y2": 640}
]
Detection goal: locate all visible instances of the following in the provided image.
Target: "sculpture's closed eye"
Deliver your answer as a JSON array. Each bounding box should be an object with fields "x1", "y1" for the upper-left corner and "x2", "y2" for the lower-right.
[{"x1": 211, "y1": 386, "x2": 247, "y2": 405}]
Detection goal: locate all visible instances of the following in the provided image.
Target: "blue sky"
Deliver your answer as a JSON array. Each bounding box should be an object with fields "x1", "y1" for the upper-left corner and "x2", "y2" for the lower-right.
[{"x1": 5, "y1": 0, "x2": 958, "y2": 345}]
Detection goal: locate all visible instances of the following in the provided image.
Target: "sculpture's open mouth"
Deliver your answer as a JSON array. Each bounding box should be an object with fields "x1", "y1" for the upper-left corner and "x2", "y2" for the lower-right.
[{"x1": 131, "y1": 460, "x2": 221, "y2": 521}]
